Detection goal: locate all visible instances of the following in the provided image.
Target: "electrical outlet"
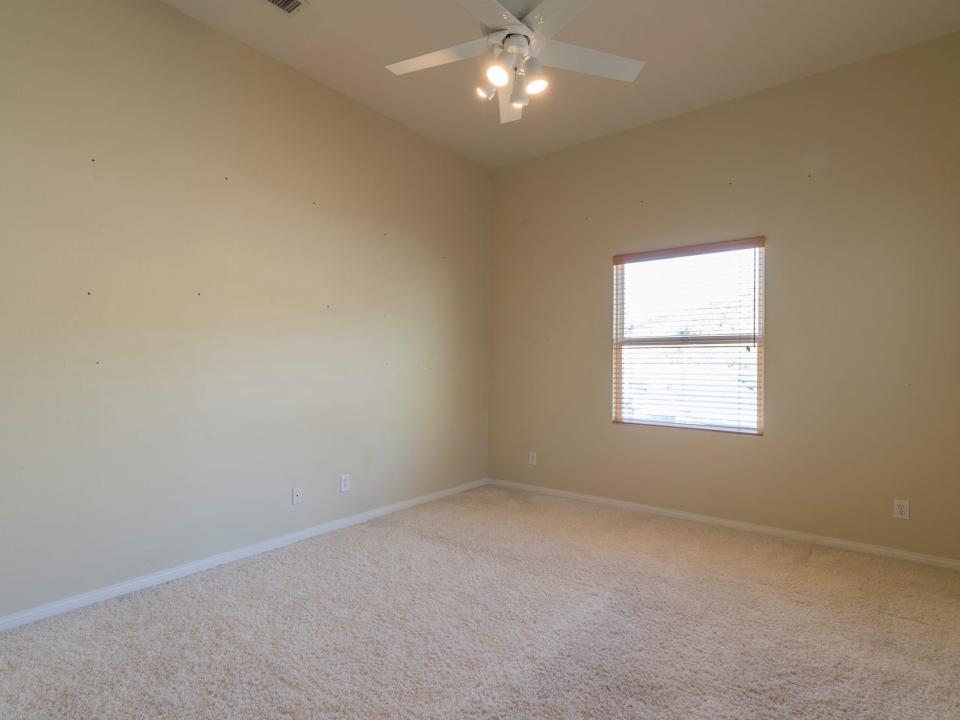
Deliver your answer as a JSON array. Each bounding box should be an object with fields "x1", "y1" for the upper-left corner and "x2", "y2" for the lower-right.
[
  {"x1": 894, "y1": 499, "x2": 909, "y2": 520},
  {"x1": 292, "y1": 487, "x2": 303, "y2": 505},
  {"x1": 528, "y1": 451, "x2": 537, "y2": 466},
  {"x1": 339, "y1": 474, "x2": 351, "y2": 493}
]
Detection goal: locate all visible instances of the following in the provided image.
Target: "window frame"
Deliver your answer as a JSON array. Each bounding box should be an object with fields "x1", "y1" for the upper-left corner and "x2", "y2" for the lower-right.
[{"x1": 612, "y1": 236, "x2": 765, "y2": 435}]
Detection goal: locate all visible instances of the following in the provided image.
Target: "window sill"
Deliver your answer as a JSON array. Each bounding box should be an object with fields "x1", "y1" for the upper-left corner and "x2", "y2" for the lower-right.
[{"x1": 613, "y1": 419, "x2": 763, "y2": 436}]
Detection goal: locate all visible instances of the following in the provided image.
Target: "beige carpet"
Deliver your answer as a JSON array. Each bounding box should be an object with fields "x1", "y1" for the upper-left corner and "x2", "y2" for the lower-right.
[{"x1": 2, "y1": 486, "x2": 959, "y2": 719}]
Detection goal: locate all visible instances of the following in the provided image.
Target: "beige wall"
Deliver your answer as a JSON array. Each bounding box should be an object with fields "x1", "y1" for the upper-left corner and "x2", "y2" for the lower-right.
[
  {"x1": 0, "y1": 0, "x2": 491, "y2": 617},
  {"x1": 490, "y1": 34, "x2": 960, "y2": 560}
]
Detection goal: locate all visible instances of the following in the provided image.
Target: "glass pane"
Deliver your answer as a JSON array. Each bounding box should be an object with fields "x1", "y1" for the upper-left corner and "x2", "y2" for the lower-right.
[
  {"x1": 622, "y1": 248, "x2": 760, "y2": 339},
  {"x1": 620, "y1": 343, "x2": 759, "y2": 432}
]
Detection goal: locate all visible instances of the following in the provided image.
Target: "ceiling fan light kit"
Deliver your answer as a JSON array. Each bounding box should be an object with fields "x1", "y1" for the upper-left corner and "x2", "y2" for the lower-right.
[{"x1": 386, "y1": 0, "x2": 646, "y2": 124}]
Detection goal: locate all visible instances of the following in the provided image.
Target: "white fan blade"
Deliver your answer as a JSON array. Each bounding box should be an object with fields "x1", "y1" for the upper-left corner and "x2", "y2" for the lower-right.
[
  {"x1": 538, "y1": 41, "x2": 645, "y2": 81},
  {"x1": 456, "y1": 0, "x2": 521, "y2": 29},
  {"x1": 498, "y1": 74, "x2": 522, "y2": 123},
  {"x1": 386, "y1": 37, "x2": 489, "y2": 75},
  {"x1": 522, "y1": 0, "x2": 592, "y2": 39}
]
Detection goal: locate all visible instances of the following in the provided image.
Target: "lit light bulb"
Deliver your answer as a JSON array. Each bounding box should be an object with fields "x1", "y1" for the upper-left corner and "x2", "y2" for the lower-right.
[
  {"x1": 476, "y1": 81, "x2": 497, "y2": 101},
  {"x1": 526, "y1": 78, "x2": 548, "y2": 94},
  {"x1": 522, "y1": 57, "x2": 549, "y2": 95},
  {"x1": 486, "y1": 65, "x2": 509, "y2": 87},
  {"x1": 486, "y1": 49, "x2": 516, "y2": 88}
]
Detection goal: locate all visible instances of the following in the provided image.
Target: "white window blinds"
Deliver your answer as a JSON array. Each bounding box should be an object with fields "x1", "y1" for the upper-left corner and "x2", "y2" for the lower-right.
[{"x1": 612, "y1": 237, "x2": 765, "y2": 434}]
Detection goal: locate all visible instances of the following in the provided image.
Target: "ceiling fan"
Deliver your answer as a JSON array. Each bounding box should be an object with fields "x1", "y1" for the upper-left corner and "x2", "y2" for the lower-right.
[{"x1": 386, "y1": 0, "x2": 645, "y2": 124}]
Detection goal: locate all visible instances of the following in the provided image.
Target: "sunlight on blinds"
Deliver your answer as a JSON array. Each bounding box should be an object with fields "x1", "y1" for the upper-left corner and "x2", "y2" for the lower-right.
[{"x1": 613, "y1": 238, "x2": 764, "y2": 434}]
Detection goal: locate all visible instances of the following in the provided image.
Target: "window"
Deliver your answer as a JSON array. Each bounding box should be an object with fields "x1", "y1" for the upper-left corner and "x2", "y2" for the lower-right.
[{"x1": 612, "y1": 237, "x2": 765, "y2": 434}]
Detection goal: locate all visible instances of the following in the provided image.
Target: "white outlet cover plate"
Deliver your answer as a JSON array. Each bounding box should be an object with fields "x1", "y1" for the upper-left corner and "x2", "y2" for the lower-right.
[
  {"x1": 894, "y1": 499, "x2": 909, "y2": 520},
  {"x1": 292, "y1": 487, "x2": 303, "y2": 505},
  {"x1": 340, "y1": 474, "x2": 351, "y2": 493},
  {"x1": 528, "y1": 452, "x2": 537, "y2": 466}
]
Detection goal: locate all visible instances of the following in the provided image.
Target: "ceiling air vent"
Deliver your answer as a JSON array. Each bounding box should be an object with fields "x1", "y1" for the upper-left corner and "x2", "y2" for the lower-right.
[{"x1": 264, "y1": 0, "x2": 307, "y2": 14}]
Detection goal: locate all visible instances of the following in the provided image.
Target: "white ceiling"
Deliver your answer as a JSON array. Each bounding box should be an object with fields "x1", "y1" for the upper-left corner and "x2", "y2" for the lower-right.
[{"x1": 160, "y1": 0, "x2": 960, "y2": 167}]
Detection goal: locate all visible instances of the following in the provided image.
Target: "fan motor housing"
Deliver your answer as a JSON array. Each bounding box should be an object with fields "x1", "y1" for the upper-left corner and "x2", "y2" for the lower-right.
[{"x1": 502, "y1": 34, "x2": 530, "y2": 57}]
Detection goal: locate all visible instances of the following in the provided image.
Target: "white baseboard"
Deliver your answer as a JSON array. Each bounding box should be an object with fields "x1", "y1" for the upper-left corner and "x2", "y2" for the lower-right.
[
  {"x1": 7, "y1": 477, "x2": 954, "y2": 633},
  {"x1": 0, "y1": 479, "x2": 490, "y2": 633},
  {"x1": 490, "y1": 479, "x2": 960, "y2": 572}
]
